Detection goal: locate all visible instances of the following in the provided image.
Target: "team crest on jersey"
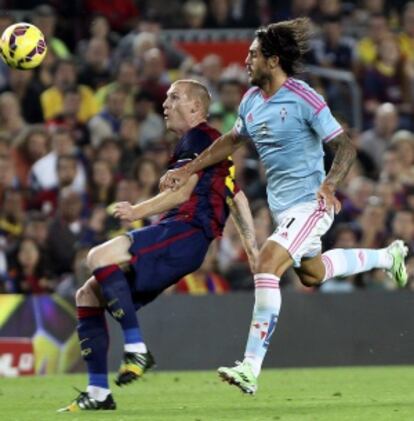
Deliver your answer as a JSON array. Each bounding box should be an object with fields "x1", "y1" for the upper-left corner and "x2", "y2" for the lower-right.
[
  {"x1": 247, "y1": 112, "x2": 254, "y2": 122},
  {"x1": 280, "y1": 107, "x2": 288, "y2": 122}
]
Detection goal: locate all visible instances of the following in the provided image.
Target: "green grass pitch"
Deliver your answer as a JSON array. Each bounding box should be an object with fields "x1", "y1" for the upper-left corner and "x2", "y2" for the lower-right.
[{"x1": 1, "y1": 366, "x2": 414, "y2": 420}]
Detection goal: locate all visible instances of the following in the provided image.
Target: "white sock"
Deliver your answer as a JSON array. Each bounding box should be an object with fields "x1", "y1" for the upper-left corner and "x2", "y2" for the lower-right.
[
  {"x1": 124, "y1": 342, "x2": 147, "y2": 353},
  {"x1": 243, "y1": 273, "x2": 281, "y2": 377},
  {"x1": 87, "y1": 385, "x2": 111, "y2": 402},
  {"x1": 322, "y1": 248, "x2": 392, "y2": 281}
]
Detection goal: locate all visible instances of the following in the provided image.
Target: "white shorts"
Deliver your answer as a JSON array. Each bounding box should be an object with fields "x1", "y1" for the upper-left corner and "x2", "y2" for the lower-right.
[{"x1": 269, "y1": 200, "x2": 334, "y2": 267}]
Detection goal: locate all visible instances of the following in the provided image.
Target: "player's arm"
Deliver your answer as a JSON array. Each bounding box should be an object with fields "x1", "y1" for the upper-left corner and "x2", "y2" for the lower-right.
[
  {"x1": 229, "y1": 190, "x2": 259, "y2": 273},
  {"x1": 319, "y1": 132, "x2": 356, "y2": 213},
  {"x1": 113, "y1": 174, "x2": 199, "y2": 222},
  {"x1": 160, "y1": 131, "x2": 248, "y2": 191}
]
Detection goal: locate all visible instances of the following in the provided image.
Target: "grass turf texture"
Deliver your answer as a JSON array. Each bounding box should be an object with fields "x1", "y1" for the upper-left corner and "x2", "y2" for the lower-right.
[{"x1": 1, "y1": 366, "x2": 413, "y2": 420}]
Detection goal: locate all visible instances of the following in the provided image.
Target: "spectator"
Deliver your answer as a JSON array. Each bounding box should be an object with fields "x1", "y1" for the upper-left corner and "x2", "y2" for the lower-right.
[
  {"x1": 96, "y1": 137, "x2": 123, "y2": 176},
  {"x1": 6, "y1": 237, "x2": 54, "y2": 294},
  {"x1": 316, "y1": 0, "x2": 343, "y2": 21},
  {"x1": 210, "y1": 79, "x2": 244, "y2": 133},
  {"x1": 23, "y1": 211, "x2": 49, "y2": 252},
  {"x1": 205, "y1": 0, "x2": 236, "y2": 28},
  {"x1": 30, "y1": 128, "x2": 87, "y2": 193},
  {"x1": 340, "y1": 176, "x2": 375, "y2": 222},
  {"x1": 29, "y1": 154, "x2": 79, "y2": 215},
  {"x1": 88, "y1": 88, "x2": 126, "y2": 147},
  {"x1": 139, "y1": 48, "x2": 171, "y2": 114},
  {"x1": 182, "y1": 0, "x2": 208, "y2": 29},
  {"x1": 46, "y1": 87, "x2": 90, "y2": 148},
  {"x1": 379, "y1": 146, "x2": 405, "y2": 194},
  {"x1": 356, "y1": 13, "x2": 391, "y2": 66},
  {"x1": 78, "y1": 37, "x2": 112, "y2": 90},
  {"x1": 199, "y1": 54, "x2": 223, "y2": 102},
  {"x1": 398, "y1": 2, "x2": 414, "y2": 63},
  {"x1": 0, "y1": 68, "x2": 44, "y2": 123},
  {"x1": 115, "y1": 15, "x2": 190, "y2": 70},
  {"x1": 272, "y1": 0, "x2": 318, "y2": 22},
  {"x1": 131, "y1": 157, "x2": 160, "y2": 201},
  {"x1": 390, "y1": 130, "x2": 414, "y2": 185},
  {"x1": 32, "y1": 4, "x2": 71, "y2": 59},
  {"x1": 390, "y1": 209, "x2": 414, "y2": 251},
  {"x1": 77, "y1": 14, "x2": 121, "y2": 58},
  {"x1": 95, "y1": 59, "x2": 139, "y2": 113},
  {"x1": 309, "y1": 15, "x2": 357, "y2": 71},
  {"x1": 85, "y1": 0, "x2": 140, "y2": 33},
  {"x1": 11, "y1": 125, "x2": 50, "y2": 187},
  {"x1": 133, "y1": 90, "x2": 165, "y2": 149},
  {"x1": 40, "y1": 59, "x2": 98, "y2": 123},
  {"x1": 0, "y1": 189, "x2": 26, "y2": 251},
  {"x1": 375, "y1": 180, "x2": 401, "y2": 221},
  {"x1": 0, "y1": 91, "x2": 27, "y2": 137},
  {"x1": 142, "y1": 140, "x2": 171, "y2": 171},
  {"x1": 0, "y1": 156, "x2": 17, "y2": 208},
  {"x1": 0, "y1": 134, "x2": 9, "y2": 157},
  {"x1": 89, "y1": 159, "x2": 116, "y2": 206},
  {"x1": 118, "y1": 115, "x2": 142, "y2": 176},
  {"x1": 228, "y1": 0, "x2": 261, "y2": 27},
  {"x1": 357, "y1": 196, "x2": 387, "y2": 247},
  {"x1": 361, "y1": 36, "x2": 412, "y2": 124},
  {"x1": 359, "y1": 103, "x2": 399, "y2": 171},
  {"x1": 46, "y1": 188, "x2": 86, "y2": 275}
]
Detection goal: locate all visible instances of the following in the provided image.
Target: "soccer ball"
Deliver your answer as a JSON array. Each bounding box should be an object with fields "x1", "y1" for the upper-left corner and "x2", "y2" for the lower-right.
[{"x1": 0, "y1": 23, "x2": 47, "y2": 70}]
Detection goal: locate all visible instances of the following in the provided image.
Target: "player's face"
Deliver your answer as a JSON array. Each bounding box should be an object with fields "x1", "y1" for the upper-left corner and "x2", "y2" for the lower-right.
[
  {"x1": 163, "y1": 83, "x2": 195, "y2": 134},
  {"x1": 245, "y1": 38, "x2": 271, "y2": 87}
]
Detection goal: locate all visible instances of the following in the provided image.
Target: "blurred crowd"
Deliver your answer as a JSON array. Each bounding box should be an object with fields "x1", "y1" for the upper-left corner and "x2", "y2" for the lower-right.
[{"x1": 0, "y1": 0, "x2": 414, "y2": 296}]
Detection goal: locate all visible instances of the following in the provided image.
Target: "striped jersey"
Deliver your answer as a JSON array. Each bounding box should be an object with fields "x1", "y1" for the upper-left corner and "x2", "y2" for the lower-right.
[
  {"x1": 162, "y1": 122, "x2": 238, "y2": 239},
  {"x1": 233, "y1": 77, "x2": 343, "y2": 214}
]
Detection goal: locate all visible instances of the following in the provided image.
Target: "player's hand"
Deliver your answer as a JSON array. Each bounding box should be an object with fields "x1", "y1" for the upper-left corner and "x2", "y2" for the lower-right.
[
  {"x1": 159, "y1": 167, "x2": 191, "y2": 192},
  {"x1": 113, "y1": 201, "x2": 137, "y2": 222},
  {"x1": 317, "y1": 182, "x2": 341, "y2": 214}
]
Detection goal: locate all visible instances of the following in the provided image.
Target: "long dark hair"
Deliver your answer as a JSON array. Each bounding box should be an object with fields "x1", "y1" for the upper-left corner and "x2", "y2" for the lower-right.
[{"x1": 255, "y1": 17, "x2": 311, "y2": 76}]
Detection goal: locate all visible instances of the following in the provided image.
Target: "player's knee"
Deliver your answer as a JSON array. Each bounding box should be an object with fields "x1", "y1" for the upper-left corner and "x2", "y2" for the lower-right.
[
  {"x1": 75, "y1": 284, "x2": 94, "y2": 306},
  {"x1": 257, "y1": 253, "x2": 277, "y2": 274},
  {"x1": 86, "y1": 246, "x2": 103, "y2": 271}
]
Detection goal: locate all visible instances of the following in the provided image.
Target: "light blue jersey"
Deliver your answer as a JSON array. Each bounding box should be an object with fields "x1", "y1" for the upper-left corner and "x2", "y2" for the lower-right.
[{"x1": 233, "y1": 77, "x2": 343, "y2": 214}]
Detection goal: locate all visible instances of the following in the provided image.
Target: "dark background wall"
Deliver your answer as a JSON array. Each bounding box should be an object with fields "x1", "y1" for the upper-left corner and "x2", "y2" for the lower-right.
[{"x1": 107, "y1": 291, "x2": 414, "y2": 371}]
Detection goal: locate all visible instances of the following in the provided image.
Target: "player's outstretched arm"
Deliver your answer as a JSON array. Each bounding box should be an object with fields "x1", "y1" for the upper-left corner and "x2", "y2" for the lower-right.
[
  {"x1": 113, "y1": 174, "x2": 199, "y2": 222},
  {"x1": 229, "y1": 190, "x2": 259, "y2": 274},
  {"x1": 160, "y1": 131, "x2": 247, "y2": 191},
  {"x1": 318, "y1": 132, "x2": 356, "y2": 213}
]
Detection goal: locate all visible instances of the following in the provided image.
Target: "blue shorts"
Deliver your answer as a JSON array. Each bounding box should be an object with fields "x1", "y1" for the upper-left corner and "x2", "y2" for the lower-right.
[{"x1": 125, "y1": 220, "x2": 210, "y2": 309}]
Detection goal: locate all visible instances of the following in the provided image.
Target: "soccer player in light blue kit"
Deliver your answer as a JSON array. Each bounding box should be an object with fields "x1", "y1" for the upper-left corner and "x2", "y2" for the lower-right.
[{"x1": 160, "y1": 18, "x2": 408, "y2": 395}]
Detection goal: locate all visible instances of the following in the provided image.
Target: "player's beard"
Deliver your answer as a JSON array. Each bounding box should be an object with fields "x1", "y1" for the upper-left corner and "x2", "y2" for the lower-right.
[{"x1": 250, "y1": 68, "x2": 271, "y2": 89}]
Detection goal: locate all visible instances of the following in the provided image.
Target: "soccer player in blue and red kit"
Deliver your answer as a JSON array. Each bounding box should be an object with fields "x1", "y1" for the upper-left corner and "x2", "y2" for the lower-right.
[
  {"x1": 161, "y1": 18, "x2": 409, "y2": 395},
  {"x1": 59, "y1": 80, "x2": 258, "y2": 412}
]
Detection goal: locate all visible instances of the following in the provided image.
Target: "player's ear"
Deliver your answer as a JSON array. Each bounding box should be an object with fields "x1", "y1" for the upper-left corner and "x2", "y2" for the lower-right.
[
  {"x1": 191, "y1": 99, "x2": 200, "y2": 113},
  {"x1": 269, "y1": 56, "x2": 279, "y2": 69}
]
